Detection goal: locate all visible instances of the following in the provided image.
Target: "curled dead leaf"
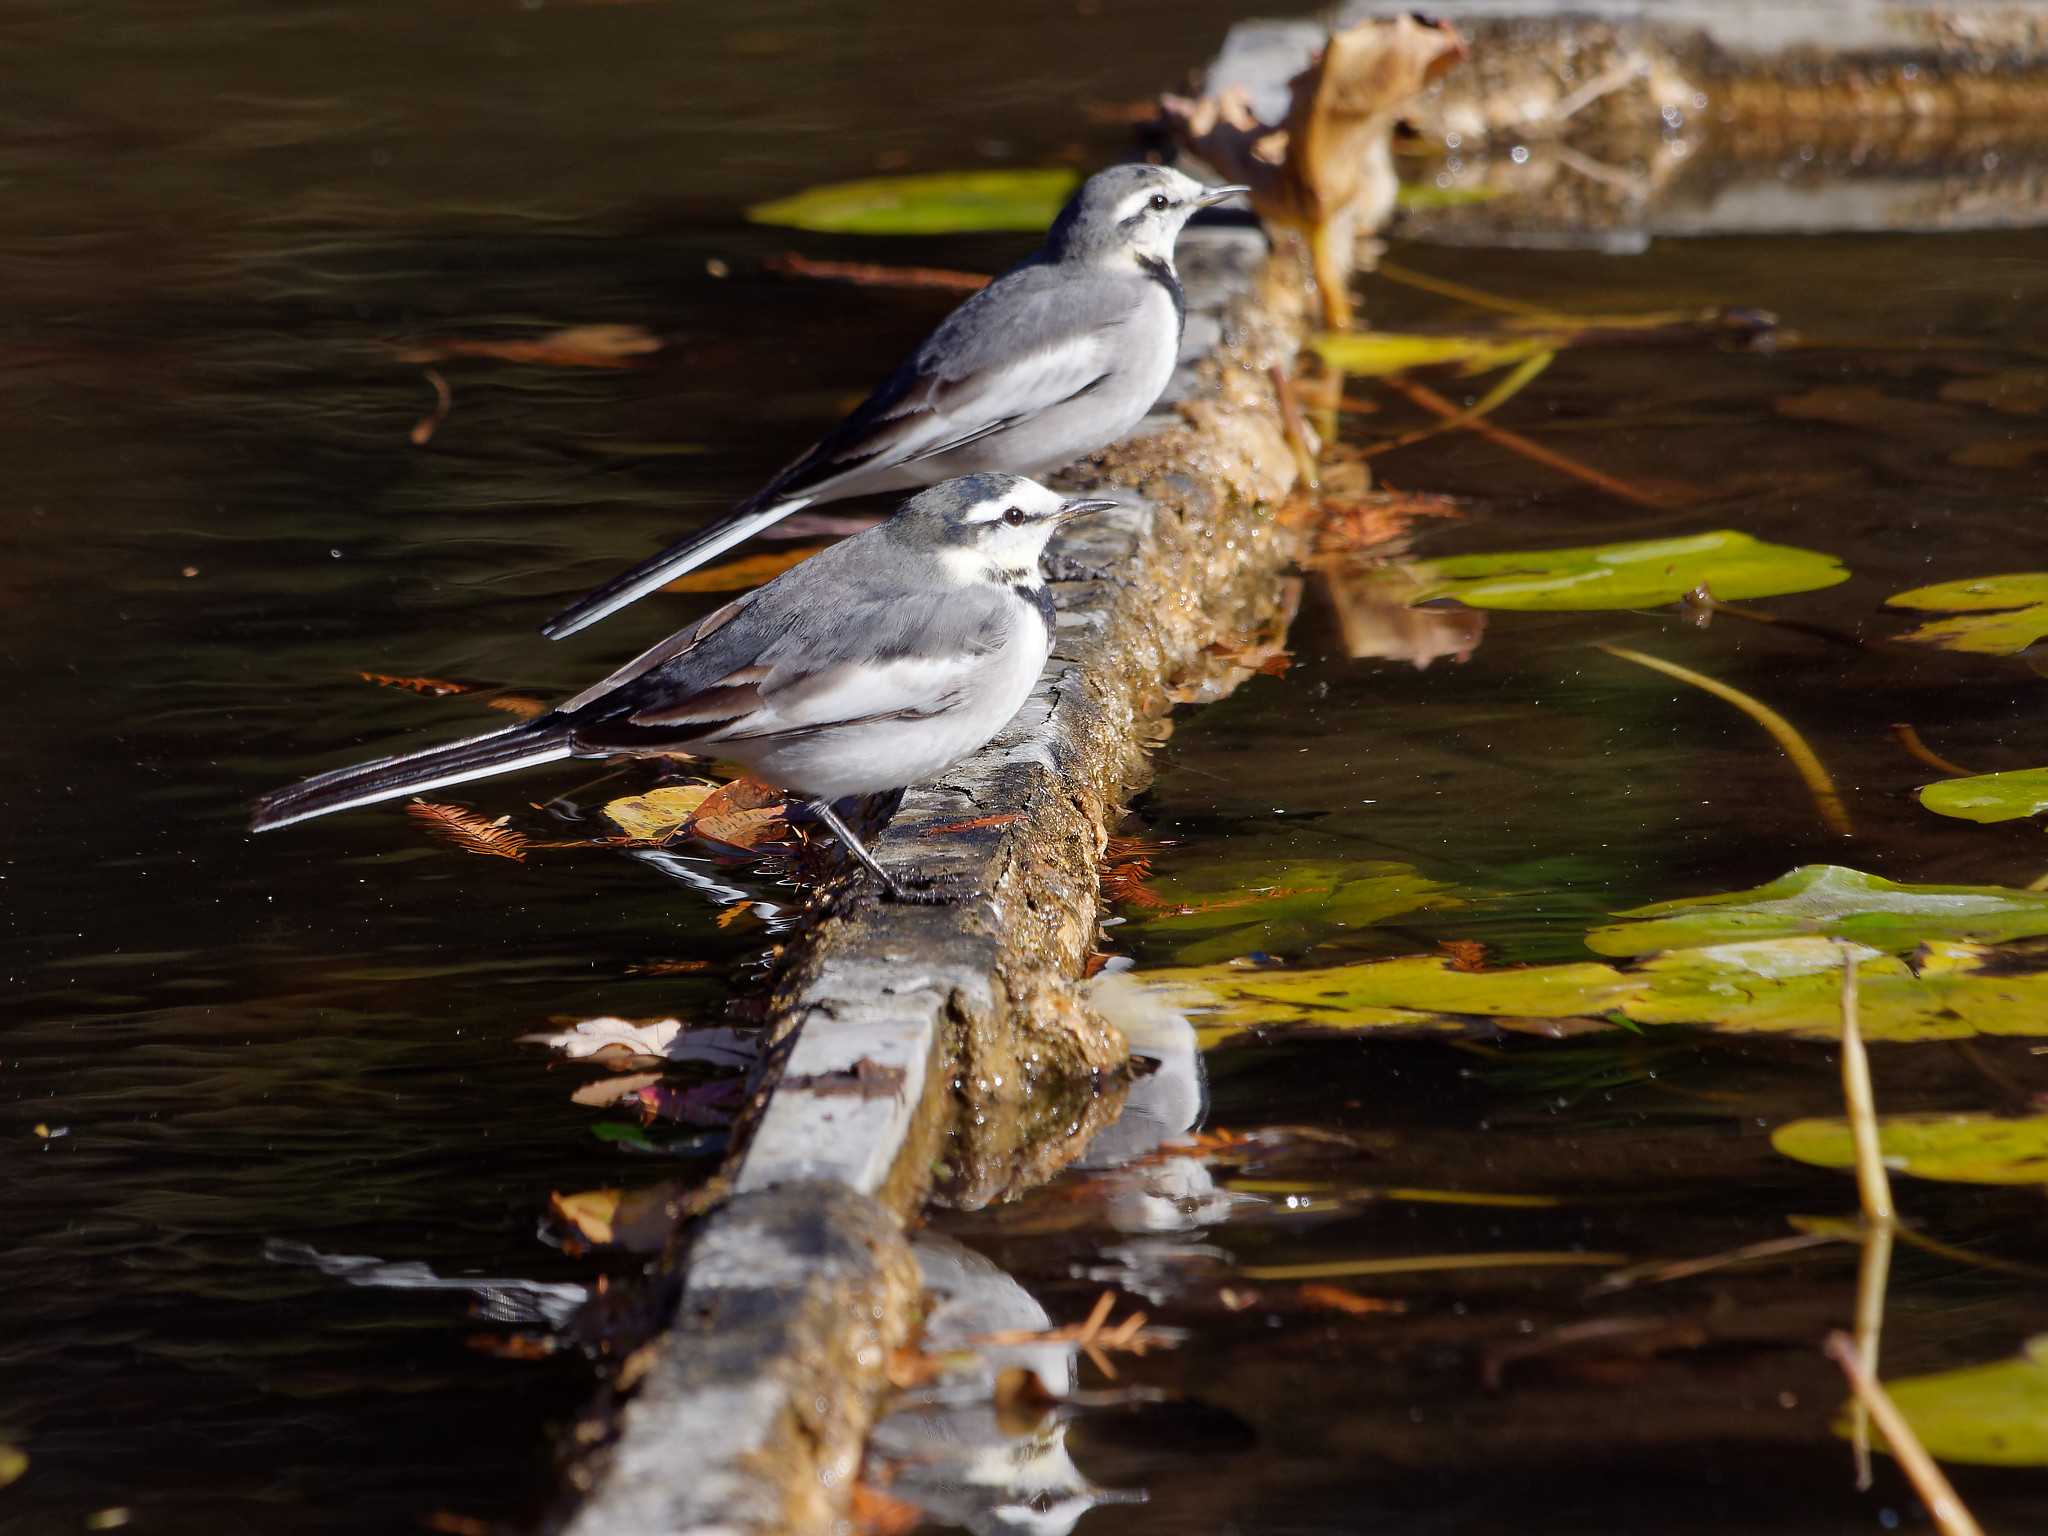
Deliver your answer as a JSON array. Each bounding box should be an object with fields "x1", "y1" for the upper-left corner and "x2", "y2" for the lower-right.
[
  {"x1": 406, "y1": 801, "x2": 531, "y2": 861},
  {"x1": 1164, "y1": 16, "x2": 1467, "y2": 324}
]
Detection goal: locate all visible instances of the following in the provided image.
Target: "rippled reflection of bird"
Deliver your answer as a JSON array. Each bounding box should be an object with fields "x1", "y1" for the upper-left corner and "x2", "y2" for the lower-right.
[
  {"x1": 252, "y1": 475, "x2": 1117, "y2": 901},
  {"x1": 539, "y1": 163, "x2": 1244, "y2": 638}
]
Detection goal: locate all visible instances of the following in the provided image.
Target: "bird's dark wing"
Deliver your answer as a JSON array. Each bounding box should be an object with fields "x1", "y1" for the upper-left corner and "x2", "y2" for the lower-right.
[
  {"x1": 570, "y1": 580, "x2": 1020, "y2": 748},
  {"x1": 745, "y1": 262, "x2": 1140, "y2": 506}
]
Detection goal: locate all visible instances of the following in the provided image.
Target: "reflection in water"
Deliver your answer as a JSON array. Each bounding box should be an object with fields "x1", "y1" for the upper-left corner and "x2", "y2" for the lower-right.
[{"x1": 263, "y1": 1240, "x2": 587, "y2": 1329}]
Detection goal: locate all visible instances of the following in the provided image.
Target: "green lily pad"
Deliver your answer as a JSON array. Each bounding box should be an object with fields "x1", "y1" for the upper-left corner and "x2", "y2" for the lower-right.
[
  {"x1": 1587, "y1": 865, "x2": 2048, "y2": 957},
  {"x1": 1406, "y1": 530, "x2": 1850, "y2": 612},
  {"x1": 1920, "y1": 768, "x2": 2048, "y2": 824},
  {"x1": 1886, "y1": 573, "x2": 2048, "y2": 655},
  {"x1": 1122, "y1": 859, "x2": 1461, "y2": 963},
  {"x1": 1147, "y1": 954, "x2": 1644, "y2": 1048},
  {"x1": 1774, "y1": 1113, "x2": 2048, "y2": 1185},
  {"x1": 1839, "y1": 1338, "x2": 2048, "y2": 1467},
  {"x1": 1155, "y1": 935, "x2": 2048, "y2": 1048},
  {"x1": 746, "y1": 169, "x2": 1080, "y2": 235}
]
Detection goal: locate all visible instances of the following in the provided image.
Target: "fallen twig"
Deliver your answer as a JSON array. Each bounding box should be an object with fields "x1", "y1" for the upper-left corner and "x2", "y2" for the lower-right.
[{"x1": 764, "y1": 251, "x2": 990, "y2": 294}]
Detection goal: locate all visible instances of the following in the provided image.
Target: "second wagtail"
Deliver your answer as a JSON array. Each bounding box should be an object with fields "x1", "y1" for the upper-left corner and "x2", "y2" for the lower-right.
[
  {"x1": 539, "y1": 164, "x2": 1245, "y2": 640},
  {"x1": 251, "y1": 475, "x2": 1119, "y2": 901}
]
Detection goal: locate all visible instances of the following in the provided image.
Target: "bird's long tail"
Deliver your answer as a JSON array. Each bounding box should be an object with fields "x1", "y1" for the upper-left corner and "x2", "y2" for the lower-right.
[
  {"x1": 539, "y1": 496, "x2": 812, "y2": 640},
  {"x1": 250, "y1": 719, "x2": 576, "y2": 832}
]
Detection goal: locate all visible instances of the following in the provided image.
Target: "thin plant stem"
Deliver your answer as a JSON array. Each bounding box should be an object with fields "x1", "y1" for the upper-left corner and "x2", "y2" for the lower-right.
[
  {"x1": 1359, "y1": 349, "x2": 1556, "y2": 460},
  {"x1": 1839, "y1": 942, "x2": 1897, "y2": 1491},
  {"x1": 1826, "y1": 1333, "x2": 1987, "y2": 1536},
  {"x1": 1598, "y1": 645, "x2": 1855, "y2": 836}
]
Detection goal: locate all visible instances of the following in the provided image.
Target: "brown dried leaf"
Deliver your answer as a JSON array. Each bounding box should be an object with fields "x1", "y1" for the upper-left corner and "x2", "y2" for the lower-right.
[
  {"x1": 714, "y1": 900, "x2": 755, "y2": 930},
  {"x1": 661, "y1": 543, "x2": 832, "y2": 593},
  {"x1": 848, "y1": 1483, "x2": 924, "y2": 1536},
  {"x1": 1299, "y1": 1283, "x2": 1407, "y2": 1316},
  {"x1": 1437, "y1": 939, "x2": 1488, "y2": 973},
  {"x1": 766, "y1": 251, "x2": 990, "y2": 294},
  {"x1": 395, "y1": 323, "x2": 662, "y2": 369},
  {"x1": 548, "y1": 1187, "x2": 622, "y2": 1245},
  {"x1": 693, "y1": 803, "x2": 791, "y2": 853},
  {"x1": 406, "y1": 801, "x2": 531, "y2": 861},
  {"x1": 360, "y1": 671, "x2": 476, "y2": 697},
  {"x1": 487, "y1": 693, "x2": 549, "y2": 719}
]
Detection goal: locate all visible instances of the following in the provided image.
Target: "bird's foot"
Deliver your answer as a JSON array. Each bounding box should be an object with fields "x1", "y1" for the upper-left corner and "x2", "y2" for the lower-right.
[
  {"x1": 1044, "y1": 551, "x2": 1118, "y2": 585},
  {"x1": 877, "y1": 871, "x2": 982, "y2": 906}
]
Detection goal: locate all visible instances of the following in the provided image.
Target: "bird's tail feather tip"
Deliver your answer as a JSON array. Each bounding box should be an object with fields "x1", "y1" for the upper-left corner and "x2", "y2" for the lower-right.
[{"x1": 246, "y1": 723, "x2": 573, "y2": 834}]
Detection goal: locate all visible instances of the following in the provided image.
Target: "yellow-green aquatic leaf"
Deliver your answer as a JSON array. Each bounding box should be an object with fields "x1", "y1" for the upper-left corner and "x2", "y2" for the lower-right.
[
  {"x1": 1394, "y1": 180, "x2": 1504, "y2": 210},
  {"x1": 746, "y1": 169, "x2": 1080, "y2": 235},
  {"x1": 1837, "y1": 1338, "x2": 2048, "y2": 1467},
  {"x1": 1406, "y1": 530, "x2": 1850, "y2": 612},
  {"x1": 1123, "y1": 859, "x2": 1461, "y2": 963},
  {"x1": 1147, "y1": 954, "x2": 1643, "y2": 1048},
  {"x1": 1919, "y1": 767, "x2": 2048, "y2": 824},
  {"x1": 1887, "y1": 572, "x2": 2048, "y2": 655},
  {"x1": 1774, "y1": 1113, "x2": 2048, "y2": 1186},
  {"x1": 1309, "y1": 331, "x2": 1563, "y2": 378},
  {"x1": 0, "y1": 1445, "x2": 22, "y2": 1489},
  {"x1": 1157, "y1": 935, "x2": 2048, "y2": 1048},
  {"x1": 1587, "y1": 865, "x2": 2048, "y2": 956},
  {"x1": 1632, "y1": 938, "x2": 2048, "y2": 1040}
]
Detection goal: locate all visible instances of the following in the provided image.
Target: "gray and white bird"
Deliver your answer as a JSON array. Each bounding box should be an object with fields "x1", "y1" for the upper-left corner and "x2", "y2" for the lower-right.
[
  {"x1": 251, "y1": 475, "x2": 1117, "y2": 901},
  {"x1": 538, "y1": 164, "x2": 1245, "y2": 639}
]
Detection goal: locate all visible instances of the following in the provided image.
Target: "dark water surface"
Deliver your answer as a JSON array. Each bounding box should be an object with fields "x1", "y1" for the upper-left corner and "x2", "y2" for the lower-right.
[
  {"x1": 911, "y1": 231, "x2": 2048, "y2": 1533},
  {"x1": 2, "y1": 3, "x2": 1249, "y2": 1531},
  {"x1": 11, "y1": 3, "x2": 2048, "y2": 1535}
]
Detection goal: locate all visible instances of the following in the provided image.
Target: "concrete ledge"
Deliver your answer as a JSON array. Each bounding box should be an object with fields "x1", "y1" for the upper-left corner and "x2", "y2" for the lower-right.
[
  {"x1": 560, "y1": 223, "x2": 1313, "y2": 1533},
  {"x1": 560, "y1": 1182, "x2": 917, "y2": 1536}
]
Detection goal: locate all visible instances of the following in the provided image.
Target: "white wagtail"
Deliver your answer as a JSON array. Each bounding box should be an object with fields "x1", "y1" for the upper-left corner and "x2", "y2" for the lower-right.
[
  {"x1": 538, "y1": 164, "x2": 1246, "y2": 639},
  {"x1": 251, "y1": 474, "x2": 1118, "y2": 902}
]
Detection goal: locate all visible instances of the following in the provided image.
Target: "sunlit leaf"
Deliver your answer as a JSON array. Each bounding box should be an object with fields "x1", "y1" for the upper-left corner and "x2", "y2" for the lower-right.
[
  {"x1": 1405, "y1": 530, "x2": 1849, "y2": 611},
  {"x1": 360, "y1": 671, "x2": 475, "y2": 697},
  {"x1": 1310, "y1": 331, "x2": 1562, "y2": 378},
  {"x1": 746, "y1": 169, "x2": 1080, "y2": 235},
  {"x1": 603, "y1": 784, "x2": 718, "y2": 841},
  {"x1": 0, "y1": 1446, "x2": 23, "y2": 1490},
  {"x1": 1156, "y1": 935, "x2": 2048, "y2": 1047},
  {"x1": 1587, "y1": 865, "x2": 2048, "y2": 956},
  {"x1": 1919, "y1": 768, "x2": 2048, "y2": 824},
  {"x1": 1837, "y1": 1337, "x2": 2048, "y2": 1467},
  {"x1": 1630, "y1": 937, "x2": 2048, "y2": 1040},
  {"x1": 691, "y1": 778, "x2": 793, "y2": 851},
  {"x1": 1120, "y1": 859, "x2": 1462, "y2": 962},
  {"x1": 661, "y1": 544, "x2": 830, "y2": 593},
  {"x1": 1774, "y1": 1113, "x2": 2048, "y2": 1186},
  {"x1": 547, "y1": 1183, "x2": 681, "y2": 1252},
  {"x1": 1886, "y1": 573, "x2": 2048, "y2": 655},
  {"x1": 1148, "y1": 953, "x2": 1640, "y2": 1047}
]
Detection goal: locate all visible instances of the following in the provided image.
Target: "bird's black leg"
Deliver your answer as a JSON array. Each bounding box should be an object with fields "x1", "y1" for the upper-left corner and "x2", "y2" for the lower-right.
[{"x1": 805, "y1": 799, "x2": 963, "y2": 905}]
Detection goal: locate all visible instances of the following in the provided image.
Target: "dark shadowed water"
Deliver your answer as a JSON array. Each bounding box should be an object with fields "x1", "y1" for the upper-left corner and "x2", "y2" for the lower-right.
[
  {"x1": 2, "y1": 3, "x2": 1251, "y2": 1531},
  {"x1": 9, "y1": 2, "x2": 2048, "y2": 1534}
]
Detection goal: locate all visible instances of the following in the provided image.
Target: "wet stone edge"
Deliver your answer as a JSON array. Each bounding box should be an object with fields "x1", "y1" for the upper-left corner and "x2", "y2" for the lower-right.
[{"x1": 558, "y1": 222, "x2": 1310, "y2": 1536}]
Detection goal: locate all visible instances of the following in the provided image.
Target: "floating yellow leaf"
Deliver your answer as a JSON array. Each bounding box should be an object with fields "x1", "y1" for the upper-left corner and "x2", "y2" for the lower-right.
[
  {"x1": 1841, "y1": 1337, "x2": 2048, "y2": 1467},
  {"x1": 746, "y1": 169, "x2": 1081, "y2": 235},
  {"x1": 603, "y1": 784, "x2": 718, "y2": 841},
  {"x1": 1920, "y1": 767, "x2": 2048, "y2": 824},
  {"x1": 1887, "y1": 573, "x2": 2048, "y2": 656},
  {"x1": 1774, "y1": 1113, "x2": 2048, "y2": 1186}
]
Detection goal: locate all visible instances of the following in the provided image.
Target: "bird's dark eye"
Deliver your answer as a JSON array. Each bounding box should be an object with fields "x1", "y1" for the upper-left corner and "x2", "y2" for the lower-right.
[
  {"x1": 1148, "y1": 193, "x2": 1171, "y2": 212},
  {"x1": 1002, "y1": 506, "x2": 1028, "y2": 526}
]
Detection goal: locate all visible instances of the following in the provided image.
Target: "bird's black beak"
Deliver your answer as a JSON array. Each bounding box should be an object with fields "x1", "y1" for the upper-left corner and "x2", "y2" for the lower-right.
[
  {"x1": 1193, "y1": 183, "x2": 1250, "y2": 209},
  {"x1": 1057, "y1": 497, "x2": 1123, "y2": 522}
]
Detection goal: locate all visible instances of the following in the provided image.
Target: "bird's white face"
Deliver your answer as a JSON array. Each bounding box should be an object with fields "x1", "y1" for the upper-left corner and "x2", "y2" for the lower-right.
[
  {"x1": 942, "y1": 478, "x2": 1075, "y2": 583},
  {"x1": 1107, "y1": 168, "x2": 1211, "y2": 267}
]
